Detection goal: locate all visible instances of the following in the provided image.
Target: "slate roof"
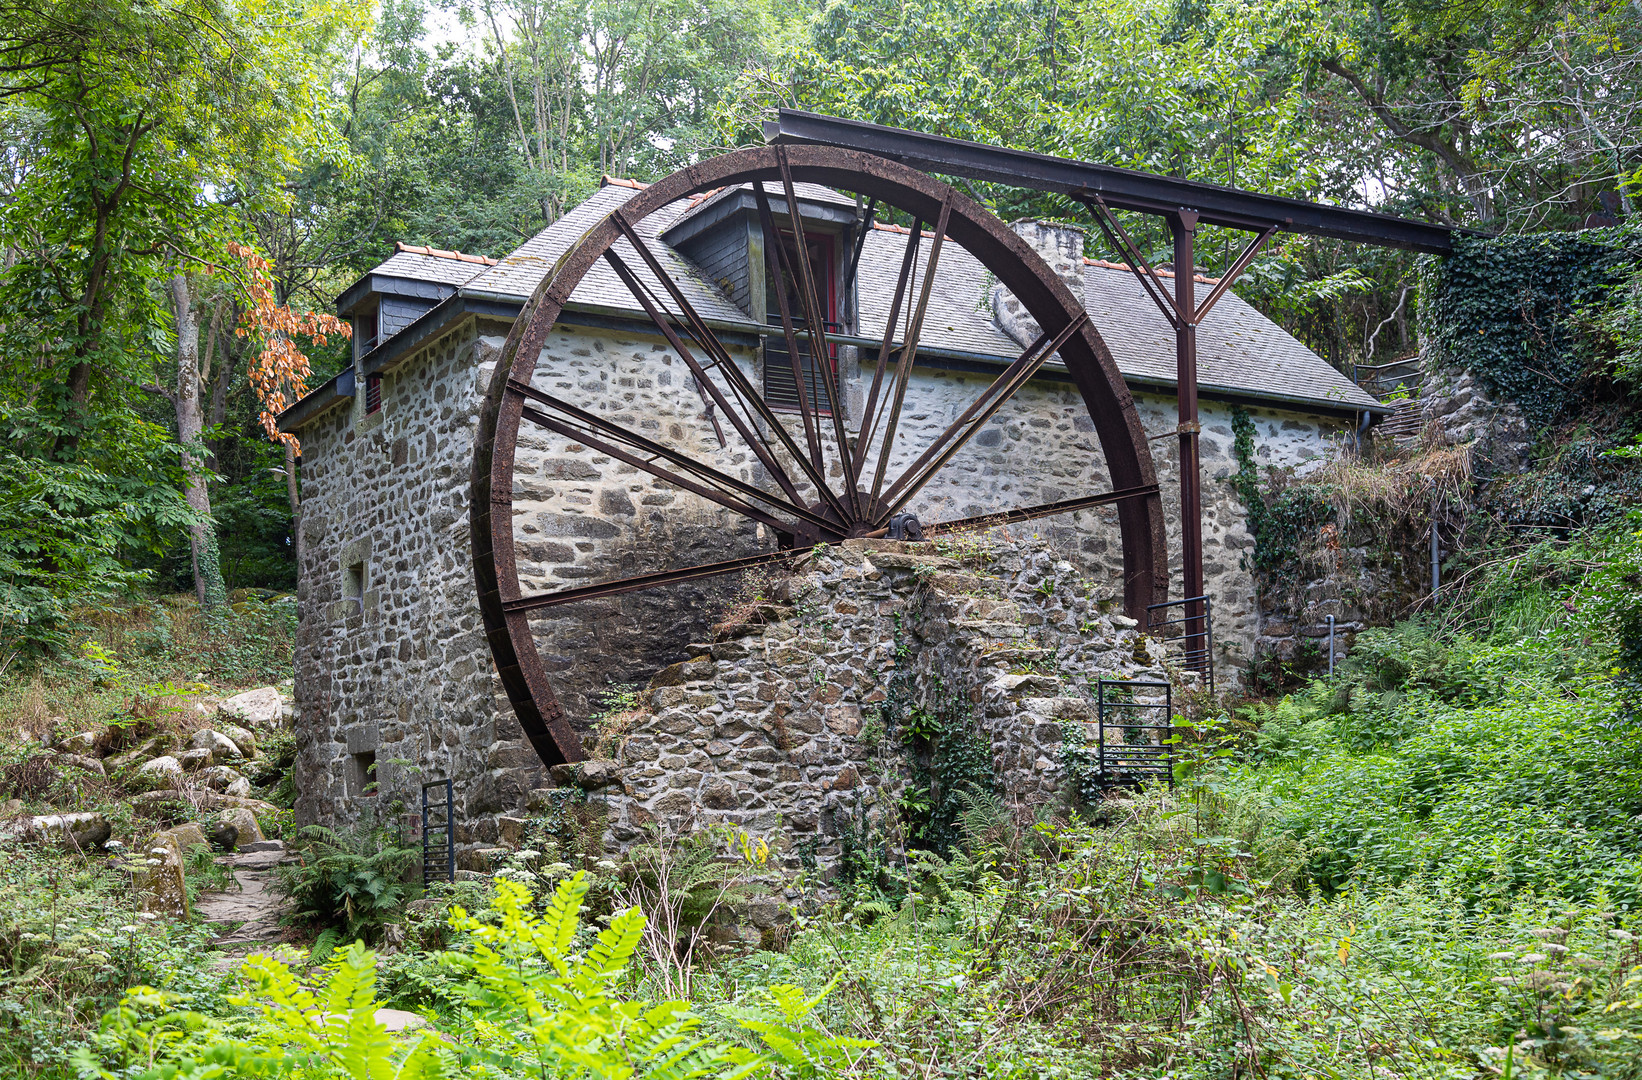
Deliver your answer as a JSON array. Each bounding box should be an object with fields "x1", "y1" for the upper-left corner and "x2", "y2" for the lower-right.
[
  {"x1": 353, "y1": 178, "x2": 1380, "y2": 414},
  {"x1": 854, "y1": 224, "x2": 1379, "y2": 410},
  {"x1": 369, "y1": 243, "x2": 496, "y2": 288}
]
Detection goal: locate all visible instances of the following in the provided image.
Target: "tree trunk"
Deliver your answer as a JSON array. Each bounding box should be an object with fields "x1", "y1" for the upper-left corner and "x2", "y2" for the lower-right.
[
  {"x1": 169, "y1": 273, "x2": 226, "y2": 609},
  {"x1": 285, "y1": 440, "x2": 303, "y2": 577}
]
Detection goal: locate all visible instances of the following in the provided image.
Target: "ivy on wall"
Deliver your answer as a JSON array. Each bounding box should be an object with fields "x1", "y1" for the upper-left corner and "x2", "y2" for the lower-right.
[
  {"x1": 1229, "y1": 406, "x2": 1335, "y2": 574},
  {"x1": 1421, "y1": 229, "x2": 1634, "y2": 429}
]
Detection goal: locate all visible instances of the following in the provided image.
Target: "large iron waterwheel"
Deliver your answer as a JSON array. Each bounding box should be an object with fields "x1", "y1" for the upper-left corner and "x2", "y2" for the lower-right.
[{"x1": 472, "y1": 144, "x2": 1168, "y2": 768}]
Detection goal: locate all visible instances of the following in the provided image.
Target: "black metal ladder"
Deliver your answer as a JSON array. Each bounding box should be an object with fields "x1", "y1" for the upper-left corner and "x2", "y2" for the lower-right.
[
  {"x1": 1146, "y1": 594, "x2": 1214, "y2": 695},
  {"x1": 421, "y1": 780, "x2": 455, "y2": 884},
  {"x1": 1096, "y1": 679, "x2": 1174, "y2": 787}
]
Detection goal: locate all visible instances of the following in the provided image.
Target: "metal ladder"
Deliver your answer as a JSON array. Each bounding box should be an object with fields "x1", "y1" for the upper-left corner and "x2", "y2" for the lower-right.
[
  {"x1": 421, "y1": 780, "x2": 455, "y2": 884},
  {"x1": 1146, "y1": 595, "x2": 1215, "y2": 695},
  {"x1": 1096, "y1": 679, "x2": 1174, "y2": 788}
]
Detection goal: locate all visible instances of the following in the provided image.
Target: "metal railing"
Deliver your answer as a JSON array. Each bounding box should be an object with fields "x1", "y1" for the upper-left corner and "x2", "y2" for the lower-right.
[
  {"x1": 421, "y1": 779, "x2": 455, "y2": 884},
  {"x1": 1146, "y1": 594, "x2": 1214, "y2": 695},
  {"x1": 1096, "y1": 679, "x2": 1174, "y2": 787}
]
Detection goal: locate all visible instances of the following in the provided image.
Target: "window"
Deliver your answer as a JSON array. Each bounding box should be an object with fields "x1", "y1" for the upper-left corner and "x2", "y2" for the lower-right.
[
  {"x1": 344, "y1": 560, "x2": 365, "y2": 612},
  {"x1": 764, "y1": 231, "x2": 838, "y2": 415},
  {"x1": 364, "y1": 373, "x2": 382, "y2": 415},
  {"x1": 351, "y1": 750, "x2": 377, "y2": 797}
]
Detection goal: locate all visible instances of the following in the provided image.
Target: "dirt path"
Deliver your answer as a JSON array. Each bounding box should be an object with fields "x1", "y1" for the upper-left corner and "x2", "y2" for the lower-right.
[{"x1": 196, "y1": 844, "x2": 297, "y2": 947}]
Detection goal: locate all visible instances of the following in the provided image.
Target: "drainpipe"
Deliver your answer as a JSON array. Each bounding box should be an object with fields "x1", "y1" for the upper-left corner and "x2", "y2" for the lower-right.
[
  {"x1": 1325, "y1": 614, "x2": 1335, "y2": 677},
  {"x1": 1355, "y1": 409, "x2": 1373, "y2": 453},
  {"x1": 1430, "y1": 507, "x2": 1441, "y2": 604}
]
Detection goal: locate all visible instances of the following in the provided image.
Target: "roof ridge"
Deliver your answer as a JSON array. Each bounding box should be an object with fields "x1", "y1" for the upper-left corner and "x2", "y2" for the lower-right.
[
  {"x1": 1083, "y1": 255, "x2": 1219, "y2": 285},
  {"x1": 394, "y1": 241, "x2": 497, "y2": 266},
  {"x1": 601, "y1": 175, "x2": 650, "y2": 190}
]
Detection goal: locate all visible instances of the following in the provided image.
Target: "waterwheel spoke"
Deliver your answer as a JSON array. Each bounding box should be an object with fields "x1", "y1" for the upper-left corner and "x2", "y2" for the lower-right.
[
  {"x1": 867, "y1": 194, "x2": 954, "y2": 507},
  {"x1": 923, "y1": 485, "x2": 1160, "y2": 535},
  {"x1": 775, "y1": 150, "x2": 861, "y2": 513},
  {"x1": 604, "y1": 246, "x2": 807, "y2": 505},
  {"x1": 751, "y1": 183, "x2": 828, "y2": 480},
  {"x1": 510, "y1": 379, "x2": 830, "y2": 533},
  {"x1": 503, "y1": 545, "x2": 816, "y2": 614},
  {"x1": 851, "y1": 215, "x2": 923, "y2": 481},
  {"x1": 874, "y1": 312, "x2": 1089, "y2": 526},
  {"x1": 609, "y1": 208, "x2": 850, "y2": 525}
]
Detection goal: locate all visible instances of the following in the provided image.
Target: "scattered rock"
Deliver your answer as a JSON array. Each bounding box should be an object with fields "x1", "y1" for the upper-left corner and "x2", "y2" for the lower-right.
[
  {"x1": 218, "y1": 688, "x2": 284, "y2": 730},
  {"x1": 0, "y1": 799, "x2": 22, "y2": 817},
  {"x1": 155, "y1": 822, "x2": 211, "y2": 853},
  {"x1": 374, "y1": 1008, "x2": 427, "y2": 1032},
  {"x1": 54, "y1": 732, "x2": 101, "y2": 757},
  {"x1": 134, "y1": 832, "x2": 190, "y2": 917},
  {"x1": 202, "y1": 792, "x2": 278, "y2": 814},
  {"x1": 106, "y1": 735, "x2": 170, "y2": 772},
  {"x1": 207, "y1": 820, "x2": 239, "y2": 850},
  {"x1": 133, "y1": 756, "x2": 184, "y2": 790},
  {"x1": 189, "y1": 729, "x2": 244, "y2": 765},
  {"x1": 178, "y1": 748, "x2": 213, "y2": 772},
  {"x1": 219, "y1": 724, "x2": 258, "y2": 758},
  {"x1": 53, "y1": 752, "x2": 106, "y2": 776},
  {"x1": 196, "y1": 765, "x2": 247, "y2": 794},
  {"x1": 217, "y1": 807, "x2": 266, "y2": 849},
  {"x1": 27, "y1": 812, "x2": 111, "y2": 850}
]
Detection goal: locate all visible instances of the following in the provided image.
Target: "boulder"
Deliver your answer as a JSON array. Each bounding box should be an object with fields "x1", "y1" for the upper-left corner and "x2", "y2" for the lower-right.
[
  {"x1": 188, "y1": 729, "x2": 244, "y2": 765},
  {"x1": 133, "y1": 756, "x2": 184, "y2": 791},
  {"x1": 134, "y1": 831, "x2": 189, "y2": 917},
  {"x1": 219, "y1": 724, "x2": 258, "y2": 758},
  {"x1": 0, "y1": 799, "x2": 22, "y2": 817},
  {"x1": 195, "y1": 765, "x2": 247, "y2": 793},
  {"x1": 217, "y1": 688, "x2": 284, "y2": 730},
  {"x1": 225, "y1": 775, "x2": 252, "y2": 797},
  {"x1": 155, "y1": 821, "x2": 210, "y2": 853},
  {"x1": 106, "y1": 735, "x2": 170, "y2": 772},
  {"x1": 216, "y1": 807, "x2": 266, "y2": 849},
  {"x1": 27, "y1": 812, "x2": 111, "y2": 850},
  {"x1": 178, "y1": 748, "x2": 213, "y2": 772},
  {"x1": 53, "y1": 752, "x2": 106, "y2": 776},
  {"x1": 54, "y1": 732, "x2": 101, "y2": 757},
  {"x1": 201, "y1": 793, "x2": 279, "y2": 814}
]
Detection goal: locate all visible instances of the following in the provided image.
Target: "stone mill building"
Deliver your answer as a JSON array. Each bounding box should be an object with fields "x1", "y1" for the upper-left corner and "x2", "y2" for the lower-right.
[{"x1": 277, "y1": 176, "x2": 1380, "y2": 850}]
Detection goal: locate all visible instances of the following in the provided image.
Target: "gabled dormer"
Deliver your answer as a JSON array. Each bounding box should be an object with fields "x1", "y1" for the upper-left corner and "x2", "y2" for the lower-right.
[
  {"x1": 662, "y1": 183, "x2": 868, "y2": 413},
  {"x1": 335, "y1": 243, "x2": 498, "y2": 360}
]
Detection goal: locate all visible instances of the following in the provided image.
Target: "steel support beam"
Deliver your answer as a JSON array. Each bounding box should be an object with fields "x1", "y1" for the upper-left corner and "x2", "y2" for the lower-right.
[{"x1": 766, "y1": 110, "x2": 1465, "y2": 254}]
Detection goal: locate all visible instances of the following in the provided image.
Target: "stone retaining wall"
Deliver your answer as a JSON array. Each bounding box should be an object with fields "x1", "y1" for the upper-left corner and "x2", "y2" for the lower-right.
[{"x1": 537, "y1": 533, "x2": 1164, "y2": 871}]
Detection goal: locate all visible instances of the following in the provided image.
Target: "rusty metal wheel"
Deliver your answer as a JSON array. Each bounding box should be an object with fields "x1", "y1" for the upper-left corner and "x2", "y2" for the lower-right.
[{"x1": 472, "y1": 144, "x2": 1169, "y2": 768}]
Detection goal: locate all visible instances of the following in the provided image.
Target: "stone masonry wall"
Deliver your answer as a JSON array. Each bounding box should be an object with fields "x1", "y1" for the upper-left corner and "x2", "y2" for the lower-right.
[
  {"x1": 542, "y1": 533, "x2": 1165, "y2": 872},
  {"x1": 291, "y1": 308, "x2": 1344, "y2": 855}
]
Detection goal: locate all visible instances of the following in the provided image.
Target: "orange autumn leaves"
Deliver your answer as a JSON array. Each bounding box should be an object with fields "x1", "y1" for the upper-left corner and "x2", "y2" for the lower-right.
[{"x1": 229, "y1": 241, "x2": 350, "y2": 453}]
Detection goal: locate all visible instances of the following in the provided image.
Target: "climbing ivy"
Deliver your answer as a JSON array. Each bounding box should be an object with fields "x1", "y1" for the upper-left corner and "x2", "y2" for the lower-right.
[
  {"x1": 1229, "y1": 406, "x2": 1336, "y2": 574},
  {"x1": 1421, "y1": 229, "x2": 1635, "y2": 429}
]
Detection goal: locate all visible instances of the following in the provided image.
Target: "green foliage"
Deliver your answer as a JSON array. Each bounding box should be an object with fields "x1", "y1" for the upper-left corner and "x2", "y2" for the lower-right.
[
  {"x1": 277, "y1": 825, "x2": 420, "y2": 942},
  {"x1": 1228, "y1": 406, "x2": 1337, "y2": 574},
  {"x1": 1422, "y1": 230, "x2": 1636, "y2": 428}
]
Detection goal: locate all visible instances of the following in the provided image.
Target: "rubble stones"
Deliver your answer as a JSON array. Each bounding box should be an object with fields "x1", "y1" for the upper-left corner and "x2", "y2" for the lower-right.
[
  {"x1": 218, "y1": 687, "x2": 285, "y2": 729},
  {"x1": 53, "y1": 752, "x2": 105, "y2": 776},
  {"x1": 107, "y1": 736, "x2": 171, "y2": 772},
  {"x1": 133, "y1": 756, "x2": 184, "y2": 790},
  {"x1": 27, "y1": 812, "x2": 111, "y2": 850},
  {"x1": 189, "y1": 729, "x2": 245, "y2": 765},
  {"x1": 55, "y1": 732, "x2": 100, "y2": 757},
  {"x1": 217, "y1": 808, "x2": 266, "y2": 849}
]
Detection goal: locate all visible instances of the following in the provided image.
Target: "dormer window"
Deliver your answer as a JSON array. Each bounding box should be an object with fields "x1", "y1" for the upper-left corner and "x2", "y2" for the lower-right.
[{"x1": 764, "y1": 231, "x2": 838, "y2": 415}]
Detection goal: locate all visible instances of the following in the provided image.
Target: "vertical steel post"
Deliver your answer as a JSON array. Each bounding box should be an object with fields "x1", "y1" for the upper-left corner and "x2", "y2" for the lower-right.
[
  {"x1": 1171, "y1": 211, "x2": 1206, "y2": 646},
  {"x1": 1326, "y1": 614, "x2": 1335, "y2": 676}
]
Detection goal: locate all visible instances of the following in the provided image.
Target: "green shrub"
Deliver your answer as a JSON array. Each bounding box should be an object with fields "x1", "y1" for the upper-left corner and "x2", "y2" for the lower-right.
[{"x1": 277, "y1": 825, "x2": 419, "y2": 943}]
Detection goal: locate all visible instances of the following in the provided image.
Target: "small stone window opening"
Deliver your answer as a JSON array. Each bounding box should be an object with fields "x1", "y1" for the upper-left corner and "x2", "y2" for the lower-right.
[
  {"x1": 352, "y1": 750, "x2": 377, "y2": 797},
  {"x1": 365, "y1": 372, "x2": 383, "y2": 414},
  {"x1": 344, "y1": 561, "x2": 365, "y2": 613}
]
